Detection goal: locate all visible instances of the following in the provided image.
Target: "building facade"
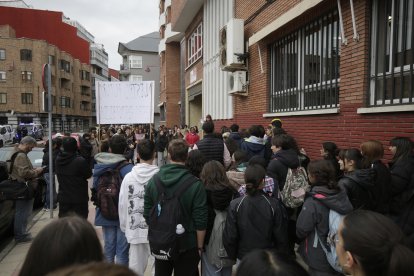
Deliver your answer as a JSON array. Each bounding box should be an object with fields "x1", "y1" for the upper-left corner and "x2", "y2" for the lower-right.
[
  {"x1": 0, "y1": 6, "x2": 92, "y2": 132},
  {"x1": 118, "y1": 32, "x2": 161, "y2": 127},
  {"x1": 90, "y1": 43, "x2": 109, "y2": 125}
]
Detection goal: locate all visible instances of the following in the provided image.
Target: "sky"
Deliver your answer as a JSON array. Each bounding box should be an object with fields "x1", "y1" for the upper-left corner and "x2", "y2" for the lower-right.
[{"x1": 23, "y1": 0, "x2": 159, "y2": 69}]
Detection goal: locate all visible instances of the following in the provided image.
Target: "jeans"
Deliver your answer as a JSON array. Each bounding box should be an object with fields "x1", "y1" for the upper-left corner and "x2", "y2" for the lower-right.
[
  {"x1": 157, "y1": 151, "x2": 165, "y2": 167},
  {"x1": 14, "y1": 198, "x2": 34, "y2": 241},
  {"x1": 155, "y1": 248, "x2": 200, "y2": 276},
  {"x1": 44, "y1": 173, "x2": 57, "y2": 209},
  {"x1": 201, "y1": 252, "x2": 232, "y2": 276},
  {"x1": 102, "y1": 225, "x2": 130, "y2": 265},
  {"x1": 129, "y1": 243, "x2": 154, "y2": 276}
]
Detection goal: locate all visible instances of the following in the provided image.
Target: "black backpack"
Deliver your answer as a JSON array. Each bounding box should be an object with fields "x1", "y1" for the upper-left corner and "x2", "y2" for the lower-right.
[
  {"x1": 95, "y1": 161, "x2": 129, "y2": 220},
  {"x1": 148, "y1": 174, "x2": 197, "y2": 261}
]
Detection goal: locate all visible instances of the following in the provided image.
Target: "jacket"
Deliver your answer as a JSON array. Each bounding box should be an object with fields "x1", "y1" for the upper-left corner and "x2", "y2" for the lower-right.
[
  {"x1": 228, "y1": 132, "x2": 242, "y2": 147},
  {"x1": 296, "y1": 185, "x2": 353, "y2": 273},
  {"x1": 143, "y1": 163, "x2": 207, "y2": 251},
  {"x1": 55, "y1": 151, "x2": 92, "y2": 204},
  {"x1": 370, "y1": 160, "x2": 391, "y2": 215},
  {"x1": 93, "y1": 152, "x2": 133, "y2": 226},
  {"x1": 226, "y1": 164, "x2": 246, "y2": 192},
  {"x1": 389, "y1": 153, "x2": 414, "y2": 216},
  {"x1": 240, "y1": 136, "x2": 267, "y2": 161},
  {"x1": 7, "y1": 148, "x2": 37, "y2": 183},
  {"x1": 338, "y1": 169, "x2": 376, "y2": 210},
  {"x1": 185, "y1": 132, "x2": 200, "y2": 147},
  {"x1": 196, "y1": 134, "x2": 224, "y2": 164},
  {"x1": 223, "y1": 191, "x2": 289, "y2": 260},
  {"x1": 119, "y1": 163, "x2": 159, "y2": 244},
  {"x1": 267, "y1": 149, "x2": 300, "y2": 191},
  {"x1": 42, "y1": 147, "x2": 61, "y2": 174},
  {"x1": 155, "y1": 134, "x2": 168, "y2": 152}
]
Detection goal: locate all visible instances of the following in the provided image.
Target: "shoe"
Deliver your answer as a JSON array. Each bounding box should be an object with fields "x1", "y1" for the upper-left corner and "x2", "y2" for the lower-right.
[{"x1": 15, "y1": 236, "x2": 33, "y2": 244}]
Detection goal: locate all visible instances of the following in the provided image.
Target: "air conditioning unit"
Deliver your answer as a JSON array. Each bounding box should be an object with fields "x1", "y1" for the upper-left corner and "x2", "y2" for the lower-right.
[
  {"x1": 229, "y1": 71, "x2": 247, "y2": 95},
  {"x1": 220, "y1": 18, "x2": 245, "y2": 71}
]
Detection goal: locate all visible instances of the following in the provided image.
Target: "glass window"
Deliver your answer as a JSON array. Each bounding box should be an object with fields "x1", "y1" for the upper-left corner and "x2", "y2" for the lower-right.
[
  {"x1": 0, "y1": 49, "x2": 5, "y2": 60},
  {"x1": 0, "y1": 71, "x2": 5, "y2": 81},
  {"x1": 129, "y1": 56, "x2": 143, "y2": 69},
  {"x1": 60, "y1": 96, "x2": 71, "y2": 108},
  {"x1": 130, "y1": 75, "x2": 143, "y2": 82},
  {"x1": 188, "y1": 23, "x2": 203, "y2": 66},
  {"x1": 269, "y1": 10, "x2": 340, "y2": 112},
  {"x1": 48, "y1": 55, "x2": 55, "y2": 65},
  {"x1": 0, "y1": 93, "x2": 6, "y2": 104},
  {"x1": 21, "y1": 71, "x2": 32, "y2": 81},
  {"x1": 59, "y1": 60, "x2": 71, "y2": 73},
  {"x1": 21, "y1": 93, "x2": 33, "y2": 104},
  {"x1": 369, "y1": 0, "x2": 414, "y2": 106},
  {"x1": 20, "y1": 49, "x2": 32, "y2": 61}
]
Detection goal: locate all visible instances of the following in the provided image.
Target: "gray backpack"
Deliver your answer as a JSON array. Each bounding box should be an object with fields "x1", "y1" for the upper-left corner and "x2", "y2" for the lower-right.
[
  {"x1": 206, "y1": 209, "x2": 236, "y2": 269},
  {"x1": 281, "y1": 166, "x2": 310, "y2": 208}
]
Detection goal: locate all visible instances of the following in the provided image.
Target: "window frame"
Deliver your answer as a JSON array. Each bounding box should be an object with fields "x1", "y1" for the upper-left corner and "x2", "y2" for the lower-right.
[
  {"x1": 20, "y1": 49, "x2": 32, "y2": 61},
  {"x1": 0, "y1": 49, "x2": 5, "y2": 60},
  {"x1": 0, "y1": 93, "x2": 6, "y2": 104},
  {"x1": 21, "y1": 93, "x2": 33, "y2": 104},
  {"x1": 0, "y1": 71, "x2": 5, "y2": 81},
  {"x1": 21, "y1": 71, "x2": 32, "y2": 82},
  {"x1": 187, "y1": 23, "x2": 203, "y2": 67},
  {"x1": 129, "y1": 56, "x2": 143, "y2": 69},
  {"x1": 60, "y1": 96, "x2": 71, "y2": 108}
]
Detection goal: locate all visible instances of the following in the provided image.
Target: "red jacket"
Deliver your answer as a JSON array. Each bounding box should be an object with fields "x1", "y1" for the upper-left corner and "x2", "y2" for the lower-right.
[{"x1": 185, "y1": 133, "x2": 200, "y2": 147}]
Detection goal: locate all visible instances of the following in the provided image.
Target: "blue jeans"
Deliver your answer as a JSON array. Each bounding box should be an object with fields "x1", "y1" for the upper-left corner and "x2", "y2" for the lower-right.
[
  {"x1": 14, "y1": 198, "x2": 34, "y2": 241},
  {"x1": 102, "y1": 225, "x2": 130, "y2": 265},
  {"x1": 201, "y1": 252, "x2": 232, "y2": 276},
  {"x1": 44, "y1": 173, "x2": 57, "y2": 209}
]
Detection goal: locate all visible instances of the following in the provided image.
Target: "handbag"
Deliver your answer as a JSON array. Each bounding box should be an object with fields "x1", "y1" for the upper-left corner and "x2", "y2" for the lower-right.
[{"x1": 0, "y1": 151, "x2": 35, "y2": 201}]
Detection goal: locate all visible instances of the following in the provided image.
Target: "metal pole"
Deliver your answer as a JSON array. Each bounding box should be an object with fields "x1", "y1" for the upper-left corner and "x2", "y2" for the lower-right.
[{"x1": 47, "y1": 64, "x2": 54, "y2": 218}]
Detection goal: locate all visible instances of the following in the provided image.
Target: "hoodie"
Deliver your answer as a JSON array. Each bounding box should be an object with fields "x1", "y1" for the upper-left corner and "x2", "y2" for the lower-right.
[
  {"x1": 93, "y1": 152, "x2": 134, "y2": 226},
  {"x1": 296, "y1": 185, "x2": 353, "y2": 273},
  {"x1": 339, "y1": 169, "x2": 376, "y2": 210},
  {"x1": 143, "y1": 163, "x2": 207, "y2": 251},
  {"x1": 267, "y1": 149, "x2": 300, "y2": 191},
  {"x1": 119, "y1": 163, "x2": 159, "y2": 244},
  {"x1": 240, "y1": 136, "x2": 266, "y2": 161}
]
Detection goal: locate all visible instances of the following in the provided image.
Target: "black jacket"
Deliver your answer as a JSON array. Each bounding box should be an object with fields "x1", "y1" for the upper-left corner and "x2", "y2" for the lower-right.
[
  {"x1": 223, "y1": 191, "x2": 289, "y2": 260},
  {"x1": 196, "y1": 134, "x2": 224, "y2": 164},
  {"x1": 267, "y1": 149, "x2": 300, "y2": 191},
  {"x1": 338, "y1": 169, "x2": 376, "y2": 210},
  {"x1": 79, "y1": 139, "x2": 93, "y2": 161},
  {"x1": 389, "y1": 154, "x2": 414, "y2": 216},
  {"x1": 229, "y1": 132, "x2": 242, "y2": 147},
  {"x1": 55, "y1": 151, "x2": 92, "y2": 204},
  {"x1": 155, "y1": 134, "x2": 169, "y2": 152},
  {"x1": 370, "y1": 160, "x2": 391, "y2": 215},
  {"x1": 296, "y1": 186, "x2": 353, "y2": 273},
  {"x1": 42, "y1": 147, "x2": 61, "y2": 174}
]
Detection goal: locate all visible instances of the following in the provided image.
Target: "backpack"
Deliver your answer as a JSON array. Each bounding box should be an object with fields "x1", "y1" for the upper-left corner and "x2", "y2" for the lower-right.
[
  {"x1": 96, "y1": 161, "x2": 129, "y2": 220},
  {"x1": 313, "y1": 209, "x2": 344, "y2": 273},
  {"x1": 148, "y1": 174, "x2": 197, "y2": 261},
  {"x1": 281, "y1": 166, "x2": 310, "y2": 208},
  {"x1": 206, "y1": 209, "x2": 236, "y2": 269}
]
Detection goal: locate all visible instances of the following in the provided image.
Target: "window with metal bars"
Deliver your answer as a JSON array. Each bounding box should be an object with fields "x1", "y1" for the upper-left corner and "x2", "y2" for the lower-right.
[
  {"x1": 369, "y1": 0, "x2": 414, "y2": 106},
  {"x1": 270, "y1": 10, "x2": 341, "y2": 112}
]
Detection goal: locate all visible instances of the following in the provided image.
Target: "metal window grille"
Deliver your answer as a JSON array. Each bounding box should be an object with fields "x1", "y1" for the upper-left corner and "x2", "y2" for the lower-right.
[
  {"x1": 369, "y1": 0, "x2": 414, "y2": 106},
  {"x1": 270, "y1": 10, "x2": 340, "y2": 112},
  {"x1": 20, "y1": 49, "x2": 32, "y2": 61}
]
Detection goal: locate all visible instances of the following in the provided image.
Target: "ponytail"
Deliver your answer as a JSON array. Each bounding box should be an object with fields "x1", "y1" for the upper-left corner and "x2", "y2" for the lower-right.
[
  {"x1": 244, "y1": 165, "x2": 266, "y2": 196},
  {"x1": 387, "y1": 243, "x2": 414, "y2": 276}
]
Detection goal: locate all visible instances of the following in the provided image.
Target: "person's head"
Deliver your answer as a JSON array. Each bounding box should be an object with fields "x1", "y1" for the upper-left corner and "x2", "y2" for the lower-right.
[
  {"x1": 125, "y1": 127, "x2": 131, "y2": 136},
  {"x1": 307, "y1": 160, "x2": 338, "y2": 190},
  {"x1": 62, "y1": 137, "x2": 78, "y2": 153},
  {"x1": 190, "y1": 126, "x2": 196, "y2": 134},
  {"x1": 271, "y1": 118, "x2": 283, "y2": 129},
  {"x1": 360, "y1": 140, "x2": 384, "y2": 168},
  {"x1": 248, "y1": 125, "x2": 265, "y2": 138},
  {"x1": 19, "y1": 216, "x2": 103, "y2": 276},
  {"x1": 343, "y1": 148, "x2": 363, "y2": 172},
  {"x1": 389, "y1": 137, "x2": 413, "y2": 163},
  {"x1": 232, "y1": 150, "x2": 248, "y2": 166},
  {"x1": 273, "y1": 127, "x2": 287, "y2": 136},
  {"x1": 202, "y1": 121, "x2": 215, "y2": 134},
  {"x1": 168, "y1": 139, "x2": 189, "y2": 163},
  {"x1": 321, "y1": 141, "x2": 339, "y2": 160},
  {"x1": 108, "y1": 135, "x2": 127, "y2": 154},
  {"x1": 271, "y1": 134, "x2": 296, "y2": 153},
  {"x1": 200, "y1": 160, "x2": 230, "y2": 190},
  {"x1": 237, "y1": 250, "x2": 309, "y2": 276},
  {"x1": 90, "y1": 132, "x2": 96, "y2": 139},
  {"x1": 230, "y1": 124, "x2": 239, "y2": 133},
  {"x1": 18, "y1": 136, "x2": 37, "y2": 153},
  {"x1": 82, "y1": 133, "x2": 91, "y2": 140},
  {"x1": 337, "y1": 210, "x2": 414, "y2": 276},
  {"x1": 244, "y1": 164, "x2": 266, "y2": 196},
  {"x1": 47, "y1": 262, "x2": 137, "y2": 276},
  {"x1": 185, "y1": 150, "x2": 207, "y2": 178},
  {"x1": 100, "y1": 140, "x2": 109, "y2": 152},
  {"x1": 337, "y1": 149, "x2": 347, "y2": 171},
  {"x1": 137, "y1": 139, "x2": 155, "y2": 161},
  {"x1": 248, "y1": 155, "x2": 267, "y2": 169},
  {"x1": 205, "y1": 114, "x2": 212, "y2": 121}
]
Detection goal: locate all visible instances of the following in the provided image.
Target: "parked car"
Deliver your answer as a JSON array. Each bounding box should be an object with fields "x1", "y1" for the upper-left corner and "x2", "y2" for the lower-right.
[
  {"x1": 0, "y1": 146, "x2": 47, "y2": 241},
  {"x1": 17, "y1": 123, "x2": 44, "y2": 141},
  {"x1": 0, "y1": 125, "x2": 15, "y2": 147}
]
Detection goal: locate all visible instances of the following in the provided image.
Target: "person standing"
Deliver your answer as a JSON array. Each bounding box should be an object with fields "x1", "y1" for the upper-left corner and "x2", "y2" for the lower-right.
[
  {"x1": 7, "y1": 136, "x2": 43, "y2": 243},
  {"x1": 79, "y1": 133, "x2": 93, "y2": 169},
  {"x1": 185, "y1": 127, "x2": 200, "y2": 149},
  {"x1": 55, "y1": 137, "x2": 92, "y2": 219},
  {"x1": 42, "y1": 137, "x2": 62, "y2": 210},
  {"x1": 155, "y1": 129, "x2": 168, "y2": 167},
  {"x1": 119, "y1": 139, "x2": 160, "y2": 275},
  {"x1": 93, "y1": 135, "x2": 134, "y2": 265},
  {"x1": 144, "y1": 139, "x2": 207, "y2": 276}
]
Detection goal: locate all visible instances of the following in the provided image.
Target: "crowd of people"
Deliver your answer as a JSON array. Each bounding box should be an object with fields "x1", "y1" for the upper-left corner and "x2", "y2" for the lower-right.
[{"x1": 7, "y1": 116, "x2": 414, "y2": 276}]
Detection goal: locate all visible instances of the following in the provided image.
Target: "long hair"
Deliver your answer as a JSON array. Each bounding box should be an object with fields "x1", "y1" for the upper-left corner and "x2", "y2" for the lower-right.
[
  {"x1": 322, "y1": 141, "x2": 339, "y2": 160},
  {"x1": 307, "y1": 160, "x2": 339, "y2": 191},
  {"x1": 344, "y1": 148, "x2": 363, "y2": 171},
  {"x1": 185, "y1": 149, "x2": 207, "y2": 178},
  {"x1": 341, "y1": 210, "x2": 414, "y2": 276},
  {"x1": 244, "y1": 164, "x2": 266, "y2": 196},
  {"x1": 200, "y1": 160, "x2": 231, "y2": 190},
  {"x1": 360, "y1": 140, "x2": 384, "y2": 168},
  {"x1": 390, "y1": 137, "x2": 413, "y2": 163},
  {"x1": 20, "y1": 216, "x2": 103, "y2": 276}
]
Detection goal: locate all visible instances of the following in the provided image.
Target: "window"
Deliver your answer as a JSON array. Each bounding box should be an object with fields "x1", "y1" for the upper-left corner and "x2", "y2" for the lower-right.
[
  {"x1": 130, "y1": 75, "x2": 143, "y2": 82},
  {"x1": 369, "y1": 0, "x2": 414, "y2": 106},
  {"x1": 20, "y1": 49, "x2": 32, "y2": 61},
  {"x1": 0, "y1": 49, "x2": 5, "y2": 60},
  {"x1": 21, "y1": 93, "x2": 33, "y2": 104},
  {"x1": 160, "y1": 104, "x2": 166, "y2": 121},
  {"x1": 0, "y1": 71, "x2": 5, "y2": 81},
  {"x1": 80, "y1": 70, "x2": 90, "y2": 80},
  {"x1": 60, "y1": 96, "x2": 71, "y2": 108},
  {"x1": 48, "y1": 55, "x2": 55, "y2": 65},
  {"x1": 187, "y1": 23, "x2": 203, "y2": 66},
  {"x1": 0, "y1": 93, "x2": 6, "y2": 104},
  {"x1": 269, "y1": 11, "x2": 340, "y2": 112},
  {"x1": 21, "y1": 71, "x2": 32, "y2": 81},
  {"x1": 129, "y1": 56, "x2": 142, "y2": 69},
  {"x1": 59, "y1": 60, "x2": 71, "y2": 73}
]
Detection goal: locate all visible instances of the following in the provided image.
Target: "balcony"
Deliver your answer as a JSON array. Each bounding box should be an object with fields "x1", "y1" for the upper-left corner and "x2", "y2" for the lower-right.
[
  {"x1": 59, "y1": 70, "x2": 71, "y2": 80},
  {"x1": 165, "y1": 0, "x2": 171, "y2": 8},
  {"x1": 119, "y1": 64, "x2": 130, "y2": 75},
  {"x1": 159, "y1": 11, "x2": 166, "y2": 28},
  {"x1": 159, "y1": 38, "x2": 166, "y2": 54},
  {"x1": 165, "y1": 23, "x2": 183, "y2": 43},
  {"x1": 81, "y1": 79, "x2": 90, "y2": 87},
  {"x1": 172, "y1": 0, "x2": 203, "y2": 32}
]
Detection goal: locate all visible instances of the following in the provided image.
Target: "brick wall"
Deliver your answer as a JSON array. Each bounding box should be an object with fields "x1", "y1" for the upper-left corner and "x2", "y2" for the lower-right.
[{"x1": 164, "y1": 42, "x2": 181, "y2": 127}]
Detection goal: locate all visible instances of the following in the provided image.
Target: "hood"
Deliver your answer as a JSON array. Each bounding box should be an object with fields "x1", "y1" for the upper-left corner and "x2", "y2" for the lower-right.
[
  {"x1": 274, "y1": 149, "x2": 300, "y2": 168},
  {"x1": 344, "y1": 168, "x2": 375, "y2": 189},
  {"x1": 157, "y1": 164, "x2": 192, "y2": 187},
  {"x1": 94, "y1": 152, "x2": 126, "y2": 164},
  {"x1": 129, "y1": 163, "x2": 160, "y2": 185},
  {"x1": 56, "y1": 151, "x2": 77, "y2": 166},
  {"x1": 229, "y1": 132, "x2": 242, "y2": 141},
  {"x1": 310, "y1": 186, "x2": 353, "y2": 214},
  {"x1": 244, "y1": 136, "x2": 265, "y2": 145},
  {"x1": 242, "y1": 140, "x2": 265, "y2": 155}
]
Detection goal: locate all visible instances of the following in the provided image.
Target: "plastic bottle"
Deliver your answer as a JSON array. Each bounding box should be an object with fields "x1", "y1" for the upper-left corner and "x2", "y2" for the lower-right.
[{"x1": 176, "y1": 224, "x2": 185, "y2": 250}]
